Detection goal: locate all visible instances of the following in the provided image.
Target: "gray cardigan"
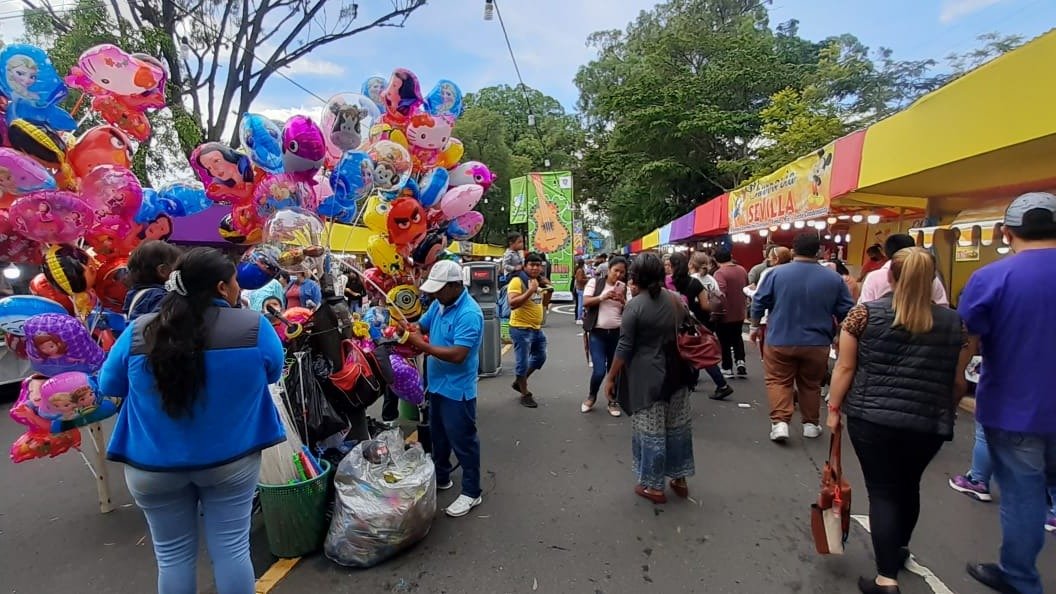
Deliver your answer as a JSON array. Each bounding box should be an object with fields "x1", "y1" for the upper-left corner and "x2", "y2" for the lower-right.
[{"x1": 615, "y1": 290, "x2": 691, "y2": 414}]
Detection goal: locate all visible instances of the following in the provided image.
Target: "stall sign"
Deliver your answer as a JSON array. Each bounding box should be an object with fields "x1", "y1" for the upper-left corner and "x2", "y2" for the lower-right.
[
  {"x1": 955, "y1": 245, "x2": 980, "y2": 262},
  {"x1": 729, "y1": 142, "x2": 835, "y2": 233}
]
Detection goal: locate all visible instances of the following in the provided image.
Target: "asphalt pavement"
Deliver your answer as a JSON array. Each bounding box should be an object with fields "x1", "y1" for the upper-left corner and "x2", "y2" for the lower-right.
[{"x1": 1, "y1": 310, "x2": 1053, "y2": 593}]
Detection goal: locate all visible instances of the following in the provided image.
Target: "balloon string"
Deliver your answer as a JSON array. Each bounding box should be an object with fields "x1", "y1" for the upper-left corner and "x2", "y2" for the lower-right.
[
  {"x1": 70, "y1": 94, "x2": 86, "y2": 117},
  {"x1": 76, "y1": 447, "x2": 99, "y2": 481}
]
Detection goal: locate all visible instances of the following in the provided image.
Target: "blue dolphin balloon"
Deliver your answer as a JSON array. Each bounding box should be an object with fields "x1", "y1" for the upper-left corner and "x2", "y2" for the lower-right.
[
  {"x1": 330, "y1": 150, "x2": 375, "y2": 203},
  {"x1": 239, "y1": 113, "x2": 284, "y2": 173}
]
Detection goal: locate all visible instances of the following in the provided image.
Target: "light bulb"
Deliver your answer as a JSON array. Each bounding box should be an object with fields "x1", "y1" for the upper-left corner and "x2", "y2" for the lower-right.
[
  {"x1": 793, "y1": 220, "x2": 805, "y2": 229},
  {"x1": 867, "y1": 214, "x2": 881, "y2": 224},
  {"x1": 851, "y1": 214, "x2": 864, "y2": 223},
  {"x1": 780, "y1": 223, "x2": 791, "y2": 230},
  {"x1": 2, "y1": 264, "x2": 19, "y2": 280},
  {"x1": 997, "y1": 246, "x2": 1011, "y2": 255},
  {"x1": 483, "y1": 0, "x2": 495, "y2": 21},
  {"x1": 758, "y1": 229, "x2": 769, "y2": 237},
  {"x1": 827, "y1": 217, "x2": 837, "y2": 225},
  {"x1": 845, "y1": 233, "x2": 852, "y2": 243},
  {"x1": 527, "y1": 113, "x2": 536, "y2": 127},
  {"x1": 838, "y1": 215, "x2": 850, "y2": 221},
  {"x1": 824, "y1": 234, "x2": 832, "y2": 240},
  {"x1": 834, "y1": 235, "x2": 842, "y2": 244},
  {"x1": 769, "y1": 226, "x2": 778, "y2": 232}
]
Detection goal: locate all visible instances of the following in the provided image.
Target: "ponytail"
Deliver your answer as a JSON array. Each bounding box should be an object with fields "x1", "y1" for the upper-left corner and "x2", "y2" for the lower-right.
[{"x1": 890, "y1": 247, "x2": 935, "y2": 334}]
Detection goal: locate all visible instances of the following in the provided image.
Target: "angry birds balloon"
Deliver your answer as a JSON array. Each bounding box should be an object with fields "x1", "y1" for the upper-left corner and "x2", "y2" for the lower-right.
[
  {"x1": 67, "y1": 125, "x2": 133, "y2": 179},
  {"x1": 386, "y1": 197, "x2": 426, "y2": 247}
]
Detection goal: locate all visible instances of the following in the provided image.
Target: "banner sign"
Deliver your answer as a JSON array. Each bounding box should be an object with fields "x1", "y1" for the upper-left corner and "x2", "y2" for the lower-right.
[
  {"x1": 573, "y1": 219, "x2": 585, "y2": 256},
  {"x1": 729, "y1": 142, "x2": 835, "y2": 233},
  {"x1": 509, "y1": 176, "x2": 528, "y2": 225},
  {"x1": 522, "y1": 171, "x2": 574, "y2": 297}
]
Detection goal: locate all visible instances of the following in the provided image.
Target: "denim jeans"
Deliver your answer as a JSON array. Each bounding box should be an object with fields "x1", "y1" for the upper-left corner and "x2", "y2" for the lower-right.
[
  {"x1": 588, "y1": 328, "x2": 620, "y2": 398},
  {"x1": 985, "y1": 427, "x2": 1056, "y2": 594},
  {"x1": 124, "y1": 453, "x2": 262, "y2": 594},
  {"x1": 968, "y1": 421, "x2": 993, "y2": 485},
  {"x1": 430, "y1": 393, "x2": 481, "y2": 498},
  {"x1": 575, "y1": 289, "x2": 584, "y2": 320},
  {"x1": 509, "y1": 327, "x2": 547, "y2": 377}
]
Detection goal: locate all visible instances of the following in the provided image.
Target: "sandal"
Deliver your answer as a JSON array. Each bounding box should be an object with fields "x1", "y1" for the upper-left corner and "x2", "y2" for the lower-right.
[
  {"x1": 669, "y1": 479, "x2": 689, "y2": 499},
  {"x1": 581, "y1": 398, "x2": 596, "y2": 413},
  {"x1": 635, "y1": 484, "x2": 667, "y2": 504}
]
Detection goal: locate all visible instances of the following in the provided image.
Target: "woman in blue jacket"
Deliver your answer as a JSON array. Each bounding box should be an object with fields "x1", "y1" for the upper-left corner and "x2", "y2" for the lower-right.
[{"x1": 99, "y1": 247, "x2": 285, "y2": 594}]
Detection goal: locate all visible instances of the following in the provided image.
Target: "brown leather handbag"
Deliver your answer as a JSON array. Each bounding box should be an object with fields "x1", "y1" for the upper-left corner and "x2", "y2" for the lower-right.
[
  {"x1": 668, "y1": 291, "x2": 722, "y2": 370},
  {"x1": 811, "y1": 424, "x2": 852, "y2": 554}
]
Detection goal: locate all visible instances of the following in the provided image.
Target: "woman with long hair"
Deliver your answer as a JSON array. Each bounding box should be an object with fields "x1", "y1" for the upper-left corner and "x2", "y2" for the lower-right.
[
  {"x1": 604, "y1": 253, "x2": 696, "y2": 504},
  {"x1": 667, "y1": 252, "x2": 733, "y2": 400},
  {"x1": 99, "y1": 248, "x2": 285, "y2": 594},
  {"x1": 581, "y1": 256, "x2": 628, "y2": 416},
  {"x1": 826, "y1": 247, "x2": 971, "y2": 593}
]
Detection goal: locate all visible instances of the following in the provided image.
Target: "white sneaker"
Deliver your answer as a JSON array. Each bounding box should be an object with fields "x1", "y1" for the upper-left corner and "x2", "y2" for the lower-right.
[
  {"x1": 437, "y1": 480, "x2": 454, "y2": 491},
  {"x1": 803, "y1": 423, "x2": 823, "y2": 439},
  {"x1": 722, "y1": 369, "x2": 735, "y2": 379},
  {"x1": 445, "y1": 494, "x2": 482, "y2": 517},
  {"x1": 575, "y1": 319, "x2": 583, "y2": 325},
  {"x1": 770, "y1": 422, "x2": 790, "y2": 442}
]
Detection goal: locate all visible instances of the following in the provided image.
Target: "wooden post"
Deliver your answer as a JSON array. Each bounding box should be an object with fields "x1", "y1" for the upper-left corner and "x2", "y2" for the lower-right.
[{"x1": 87, "y1": 422, "x2": 113, "y2": 514}]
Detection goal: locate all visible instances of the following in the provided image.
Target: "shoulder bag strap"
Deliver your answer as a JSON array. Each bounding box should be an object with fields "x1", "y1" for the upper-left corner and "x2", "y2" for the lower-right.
[{"x1": 127, "y1": 288, "x2": 151, "y2": 317}]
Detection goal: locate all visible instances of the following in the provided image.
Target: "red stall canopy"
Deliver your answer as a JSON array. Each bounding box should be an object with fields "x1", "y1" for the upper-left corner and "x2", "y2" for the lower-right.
[{"x1": 692, "y1": 195, "x2": 729, "y2": 238}]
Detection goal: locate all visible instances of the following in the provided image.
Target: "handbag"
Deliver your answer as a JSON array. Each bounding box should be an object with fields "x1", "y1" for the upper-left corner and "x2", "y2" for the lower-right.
[
  {"x1": 668, "y1": 291, "x2": 722, "y2": 369},
  {"x1": 810, "y1": 424, "x2": 852, "y2": 555},
  {"x1": 329, "y1": 339, "x2": 383, "y2": 408}
]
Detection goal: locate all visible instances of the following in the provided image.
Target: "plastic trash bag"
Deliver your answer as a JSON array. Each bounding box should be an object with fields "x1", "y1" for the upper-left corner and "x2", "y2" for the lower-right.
[{"x1": 324, "y1": 428, "x2": 436, "y2": 568}]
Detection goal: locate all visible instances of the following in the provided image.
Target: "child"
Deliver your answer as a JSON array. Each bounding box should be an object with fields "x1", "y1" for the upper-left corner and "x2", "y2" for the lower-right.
[{"x1": 125, "y1": 240, "x2": 182, "y2": 321}]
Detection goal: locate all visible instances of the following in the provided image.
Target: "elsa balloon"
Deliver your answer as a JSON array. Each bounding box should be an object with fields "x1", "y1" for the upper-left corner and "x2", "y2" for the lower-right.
[
  {"x1": 330, "y1": 150, "x2": 375, "y2": 203},
  {"x1": 361, "y1": 76, "x2": 387, "y2": 111},
  {"x1": 0, "y1": 44, "x2": 76, "y2": 131},
  {"x1": 424, "y1": 79, "x2": 464, "y2": 122}
]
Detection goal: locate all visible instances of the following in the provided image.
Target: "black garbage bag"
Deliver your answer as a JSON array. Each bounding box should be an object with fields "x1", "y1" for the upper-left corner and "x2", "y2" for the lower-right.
[{"x1": 284, "y1": 352, "x2": 349, "y2": 447}]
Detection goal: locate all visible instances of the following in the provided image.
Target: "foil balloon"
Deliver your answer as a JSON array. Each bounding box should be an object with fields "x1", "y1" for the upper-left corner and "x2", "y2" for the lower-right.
[
  {"x1": 386, "y1": 197, "x2": 427, "y2": 247},
  {"x1": 237, "y1": 243, "x2": 281, "y2": 290},
  {"x1": 85, "y1": 215, "x2": 138, "y2": 258},
  {"x1": 0, "y1": 209, "x2": 43, "y2": 265},
  {"x1": 190, "y1": 142, "x2": 255, "y2": 204},
  {"x1": 262, "y1": 208, "x2": 327, "y2": 274},
  {"x1": 238, "y1": 113, "x2": 284, "y2": 173},
  {"x1": 9, "y1": 191, "x2": 94, "y2": 244},
  {"x1": 28, "y1": 273, "x2": 74, "y2": 314},
  {"x1": 412, "y1": 229, "x2": 448, "y2": 268},
  {"x1": 218, "y1": 213, "x2": 260, "y2": 245},
  {"x1": 361, "y1": 76, "x2": 386, "y2": 111},
  {"x1": 436, "y1": 137, "x2": 464, "y2": 170},
  {"x1": 90, "y1": 95, "x2": 151, "y2": 141},
  {"x1": 316, "y1": 195, "x2": 356, "y2": 224},
  {"x1": 254, "y1": 173, "x2": 316, "y2": 218},
  {"x1": 330, "y1": 150, "x2": 375, "y2": 203},
  {"x1": 439, "y1": 184, "x2": 483, "y2": 220},
  {"x1": 0, "y1": 44, "x2": 77, "y2": 131},
  {"x1": 7, "y1": 120, "x2": 73, "y2": 185},
  {"x1": 417, "y1": 167, "x2": 449, "y2": 209},
  {"x1": 361, "y1": 268, "x2": 394, "y2": 298},
  {"x1": 406, "y1": 113, "x2": 452, "y2": 152},
  {"x1": 10, "y1": 428, "x2": 81, "y2": 463},
  {"x1": 320, "y1": 93, "x2": 380, "y2": 159},
  {"x1": 65, "y1": 44, "x2": 166, "y2": 105},
  {"x1": 0, "y1": 295, "x2": 67, "y2": 336},
  {"x1": 0, "y1": 147, "x2": 56, "y2": 198},
  {"x1": 380, "y1": 68, "x2": 423, "y2": 126},
  {"x1": 42, "y1": 244, "x2": 97, "y2": 318},
  {"x1": 67, "y1": 125, "x2": 133, "y2": 179},
  {"x1": 9, "y1": 375, "x2": 50, "y2": 430},
  {"x1": 36, "y1": 371, "x2": 97, "y2": 422},
  {"x1": 449, "y1": 161, "x2": 497, "y2": 192},
  {"x1": 447, "y1": 210, "x2": 484, "y2": 241},
  {"x1": 386, "y1": 284, "x2": 422, "y2": 321},
  {"x1": 80, "y1": 164, "x2": 143, "y2": 220},
  {"x1": 366, "y1": 140, "x2": 412, "y2": 192},
  {"x1": 23, "y1": 313, "x2": 105, "y2": 376},
  {"x1": 424, "y1": 79, "x2": 464, "y2": 122},
  {"x1": 281, "y1": 115, "x2": 326, "y2": 184},
  {"x1": 389, "y1": 354, "x2": 424, "y2": 405},
  {"x1": 361, "y1": 194, "x2": 391, "y2": 234},
  {"x1": 137, "y1": 181, "x2": 210, "y2": 221},
  {"x1": 94, "y1": 256, "x2": 129, "y2": 313},
  {"x1": 366, "y1": 234, "x2": 404, "y2": 277}
]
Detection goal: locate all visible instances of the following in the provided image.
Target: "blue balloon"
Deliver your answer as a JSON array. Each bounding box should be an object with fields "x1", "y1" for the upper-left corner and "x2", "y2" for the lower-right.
[
  {"x1": 0, "y1": 44, "x2": 75, "y2": 131},
  {"x1": 239, "y1": 113, "x2": 284, "y2": 173},
  {"x1": 86, "y1": 310, "x2": 127, "y2": 336},
  {"x1": 424, "y1": 79, "x2": 464, "y2": 121},
  {"x1": 362, "y1": 306, "x2": 390, "y2": 341},
  {"x1": 382, "y1": 177, "x2": 418, "y2": 202},
  {"x1": 418, "y1": 167, "x2": 449, "y2": 209},
  {"x1": 317, "y1": 195, "x2": 357, "y2": 224},
  {"x1": 237, "y1": 262, "x2": 275, "y2": 291},
  {"x1": 0, "y1": 295, "x2": 68, "y2": 336},
  {"x1": 330, "y1": 150, "x2": 375, "y2": 203},
  {"x1": 137, "y1": 182, "x2": 210, "y2": 223}
]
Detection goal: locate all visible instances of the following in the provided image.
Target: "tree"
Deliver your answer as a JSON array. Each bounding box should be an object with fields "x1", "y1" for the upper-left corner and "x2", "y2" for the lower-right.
[
  {"x1": 22, "y1": 0, "x2": 427, "y2": 153},
  {"x1": 945, "y1": 32, "x2": 1024, "y2": 76},
  {"x1": 464, "y1": 85, "x2": 582, "y2": 171}
]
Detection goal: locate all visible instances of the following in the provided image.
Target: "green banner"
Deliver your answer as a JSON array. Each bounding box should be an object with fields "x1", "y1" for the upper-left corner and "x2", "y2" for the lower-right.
[
  {"x1": 509, "y1": 176, "x2": 528, "y2": 225},
  {"x1": 524, "y1": 171, "x2": 574, "y2": 296}
]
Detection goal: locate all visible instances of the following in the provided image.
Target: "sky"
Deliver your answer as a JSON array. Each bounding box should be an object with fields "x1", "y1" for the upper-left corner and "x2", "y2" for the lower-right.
[{"x1": 0, "y1": 0, "x2": 1052, "y2": 122}]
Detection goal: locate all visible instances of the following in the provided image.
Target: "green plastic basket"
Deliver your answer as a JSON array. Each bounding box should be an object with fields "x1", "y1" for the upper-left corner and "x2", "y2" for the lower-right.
[{"x1": 257, "y1": 459, "x2": 332, "y2": 558}]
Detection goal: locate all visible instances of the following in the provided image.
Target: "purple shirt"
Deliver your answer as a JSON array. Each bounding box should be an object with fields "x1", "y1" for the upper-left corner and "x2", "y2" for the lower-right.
[{"x1": 958, "y1": 248, "x2": 1056, "y2": 434}]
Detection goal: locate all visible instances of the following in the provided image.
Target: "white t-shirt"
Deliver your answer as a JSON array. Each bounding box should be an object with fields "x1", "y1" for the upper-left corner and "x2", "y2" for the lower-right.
[
  {"x1": 858, "y1": 261, "x2": 948, "y2": 305},
  {"x1": 585, "y1": 277, "x2": 628, "y2": 330}
]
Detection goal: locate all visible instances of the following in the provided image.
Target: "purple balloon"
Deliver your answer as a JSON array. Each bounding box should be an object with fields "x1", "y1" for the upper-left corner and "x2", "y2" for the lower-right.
[
  {"x1": 388, "y1": 354, "x2": 423, "y2": 405},
  {"x1": 23, "y1": 313, "x2": 105, "y2": 377}
]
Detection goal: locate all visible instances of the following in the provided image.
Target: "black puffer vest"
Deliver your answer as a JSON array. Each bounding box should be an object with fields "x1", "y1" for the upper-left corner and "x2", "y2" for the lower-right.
[{"x1": 844, "y1": 297, "x2": 962, "y2": 439}]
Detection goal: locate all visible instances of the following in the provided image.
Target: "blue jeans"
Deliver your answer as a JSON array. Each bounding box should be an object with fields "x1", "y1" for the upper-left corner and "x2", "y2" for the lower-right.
[
  {"x1": 575, "y1": 289, "x2": 584, "y2": 320},
  {"x1": 985, "y1": 427, "x2": 1056, "y2": 594},
  {"x1": 430, "y1": 393, "x2": 481, "y2": 498},
  {"x1": 968, "y1": 421, "x2": 993, "y2": 485},
  {"x1": 588, "y1": 328, "x2": 620, "y2": 398},
  {"x1": 124, "y1": 453, "x2": 262, "y2": 594},
  {"x1": 510, "y1": 327, "x2": 547, "y2": 377}
]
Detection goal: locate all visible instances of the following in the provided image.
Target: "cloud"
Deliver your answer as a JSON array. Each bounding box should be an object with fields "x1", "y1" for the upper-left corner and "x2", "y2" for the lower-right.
[
  {"x1": 281, "y1": 56, "x2": 346, "y2": 77},
  {"x1": 939, "y1": 0, "x2": 1008, "y2": 23}
]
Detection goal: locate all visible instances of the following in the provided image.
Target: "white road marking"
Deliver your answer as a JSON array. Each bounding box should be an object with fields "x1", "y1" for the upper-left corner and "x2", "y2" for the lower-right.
[
  {"x1": 550, "y1": 305, "x2": 575, "y2": 316},
  {"x1": 850, "y1": 515, "x2": 956, "y2": 594}
]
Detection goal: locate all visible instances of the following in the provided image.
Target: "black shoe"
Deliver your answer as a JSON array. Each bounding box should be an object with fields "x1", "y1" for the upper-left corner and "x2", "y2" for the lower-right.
[
  {"x1": 736, "y1": 362, "x2": 748, "y2": 377},
  {"x1": 520, "y1": 394, "x2": 538, "y2": 408},
  {"x1": 967, "y1": 563, "x2": 1020, "y2": 593},
  {"x1": 710, "y1": 385, "x2": 734, "y2": 400},
  {"x1": 857, "y1": 576, "x2": 900, "y2": 593}
]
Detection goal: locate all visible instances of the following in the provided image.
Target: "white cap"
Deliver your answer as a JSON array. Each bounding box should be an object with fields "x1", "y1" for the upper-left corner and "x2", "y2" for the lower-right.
[{"x1": 420, "y1": 260, "x2": 463, "y2": 294}]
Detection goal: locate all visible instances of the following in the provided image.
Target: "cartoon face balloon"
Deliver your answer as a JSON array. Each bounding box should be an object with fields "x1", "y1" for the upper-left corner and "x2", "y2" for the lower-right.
[
  {"x1": 320, "y1": 93, "x2": 380, "y2": 159},
  {"x1": 386, "y1": 197, "x2": 427, "y2": 247},
  {"x1": 238, "y1": 113, "x2": 284, "y2": 173},
  {"x1": 361, "y1": 76, "x2": 387, "y2": 111},
  {"x1": 190, "y1": 142, "x2": 255, "y2": 204},
  {"x1": 388, "y1": 354, "x2": 424, "y2": 405},
  {"x1": 94, "y1": 256, "x2": 129, "y2": 313},
  {"x1": 0, "y1": 44, "x2": 76, "y2": 131},
  {"x1": 380, "y1": 68, "x2": 423, "y2": 124},
  {"x1": 361, "y1": 194, "x2": 391, "y2": 234},
  {"x1": 447, "y1": 210, "x2": 484, "y2": 241},
  {"x1": 281, "y1": 115, "x2": 326, "y2": 183},
  {"x1": 253, "y1": 174, "x2": 316, "y2": 219},
  {"x1": 65, "y1": 44, "x2": 167, "y2": 118},
  {"x1": 80, "y1": 164, "x2": 143, "y2": 220},
  {"x1": 36, "y1": 372, "x2": 97, "y2": 421},
  {"x1": 330, "y1": 150, "x2": 375, "y2": 203},
  {"x1": 449, "y1": 161, "x2": 497, "y2": 192},
  {"x1": 412, "y1": 229, "x2": 449, "y2": 268},
  {"x1": 439, "y1": 184, "x2": 483, "y2": 220},
  {"x1": 67, "y1": 125, "x2": 133, "y2": 179},
  {"x1": 23, "y1": 313, "x2": 105, "y2": 376},
  {"x1": 366, "y1": 140, "x2": 412, "y2": 192},
  {"x1": 0, "y1": 147, "x2": 55, "y2": 197},
  {"x1": 405, "y1": 113, "x2": 452, "y2": 152},
  {"x1": 387, "y1": 284, "x2": 422, "y2": 321},
  {"x1": 9, "y1": 191, "x2": 95, "y2": 244},
  {"x1": 424, "y1": 79, "x2": 464, "y2": 122},
  {"x1": 366, "y1": 234, "x2": 405, "y2": 277}
]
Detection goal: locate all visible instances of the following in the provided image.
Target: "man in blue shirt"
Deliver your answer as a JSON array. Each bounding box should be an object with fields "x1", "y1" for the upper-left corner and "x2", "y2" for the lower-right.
[
  {"x1": 403, "y1": 260, "x2": 484, "y2": 518},
  {"x1": 960, "y1": 193, "x2": 1056, "y2": 594},
  {"x1": 751, "y1": 233, "x2": 854, "y2": 443}
]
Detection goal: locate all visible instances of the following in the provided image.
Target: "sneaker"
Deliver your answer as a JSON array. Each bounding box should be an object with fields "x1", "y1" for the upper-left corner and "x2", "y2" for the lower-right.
[
  {"x1": 445, "y1": 494, "x2": 482, "y2": 517},
  {"x1": 770, "y1": 422, "x2": 790, "y2": 442},
  {"x1": 948, "y1": 474, "x2": 993, "y2": 502},
  {"x1": 520, "y1": 394, "x2": 538, "y2": 408},
  {"x1": 722, "y1": 368, "x2": 735, "y2": 379},
  {"x1": 803, "y1": 423, "x2": 823, "y2": 439},
  {"x1": 736, "y1": 360, "x2": 747, "y2": 377},
  {"x1": 575, "y1": 319, "x2": 583, "y2": 325},
  {"x1": 710, "y1": 384, "x2": 734, "y2": 401},
  {"x1": 581, "y1": 398, "x2": 596, "y2": 413},
  {"x1": 437, "y1": 479, "x2": 454, "y2": 491},
  {"x1": 1045, "y1": 513, "x2": 1056, "y2": 533},
  {"x1": 607, "y1": 401, "x2": 622, "y2": 417}
]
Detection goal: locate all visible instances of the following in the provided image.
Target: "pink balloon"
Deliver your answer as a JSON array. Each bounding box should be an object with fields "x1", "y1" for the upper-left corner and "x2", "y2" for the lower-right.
[
  {"x1": 23, "y1": 313, "x2": 105, "y2": 377},
  {"x1": 439, "y1": 184, "x2": 482, "y2": 220},
  {"x1": 80, "y1": 165, "x2": 143, "y2": 221},
  {"x1": 447, "y1": 210, "x2": 484, "y2": 241},
  {"x1": 36, "y1": 372, "x2": 96, "y2": 422},
  {"x1": 9, "y1": 191, "x2": 95, "y2": 244}
]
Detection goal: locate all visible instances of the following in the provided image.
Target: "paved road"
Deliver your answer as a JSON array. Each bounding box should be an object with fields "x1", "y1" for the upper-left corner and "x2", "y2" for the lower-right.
[{"x1": 1, "y1": 312, "x2": 1053, "y2": 593}]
